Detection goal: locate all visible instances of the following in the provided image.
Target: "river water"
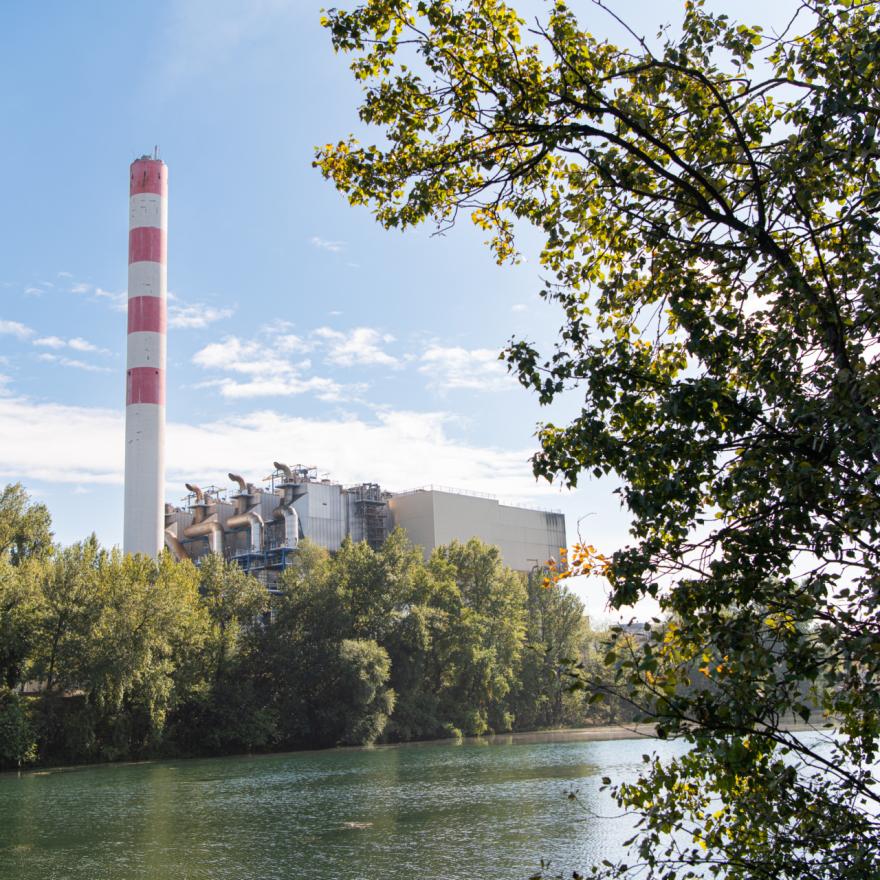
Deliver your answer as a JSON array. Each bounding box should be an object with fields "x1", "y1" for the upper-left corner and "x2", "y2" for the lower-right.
[{"x1": 0, "y1": 731, "x2": 688, "y2": 880}]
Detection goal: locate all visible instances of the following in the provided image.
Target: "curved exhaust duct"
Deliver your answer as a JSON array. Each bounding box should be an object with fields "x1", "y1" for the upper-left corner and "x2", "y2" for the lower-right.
[
  {"x1": 273, "y1": 504, "x2": 299, "y2": 549},
  {"x1": 164, "y1": 529, "x2": 189, "y2": 561},
  {"x1": 226, "y1": 473, "x2": 264, "y2": 553},
  {"x1": 226, "y1": 509, "x2": 264, "y2": 553},
  {"x1": 182, "y1": 483, "x2": 223, "y2": 554},
  {"x1": 183, "y1": 518, "x2": 224, "y2": 555},
  {"x1": 185, "y1": 483, "x2": 204, "y2": 502},
  {"x1": 185, "y1": 483, "x2": 208, "y2": 525},
  {"x1": 274, "y1": 461, "x2": 293, "y2": 481},
  {"x1": 228, "y1": 472, "x2": 247, "y2": 493}
]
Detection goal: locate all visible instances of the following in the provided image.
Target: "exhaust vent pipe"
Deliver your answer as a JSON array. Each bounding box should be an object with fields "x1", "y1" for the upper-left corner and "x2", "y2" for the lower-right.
[{"x1": 274, "y1": 461, "x2": 293, "y2": 481}]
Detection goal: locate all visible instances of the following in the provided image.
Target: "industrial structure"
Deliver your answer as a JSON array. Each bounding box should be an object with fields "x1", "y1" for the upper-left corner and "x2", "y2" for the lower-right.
[
  {"x1": 163, "y1": 464, "x2": 566, "y2": 588},
  {"x1": 123, "y1": 153, "x2": 167, "y2": 557},
  {"x1": 120, "y1": 153, "x2": 566, "y2": 579}
]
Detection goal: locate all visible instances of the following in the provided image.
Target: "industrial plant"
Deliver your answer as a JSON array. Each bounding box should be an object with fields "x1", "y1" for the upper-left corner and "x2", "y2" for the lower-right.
[
  {"x1": 163, "y1": 464, "x2": 566, "y2": 588},
  {"x1": 122, "y1": 155, "x2": 565, "y2": 582}
]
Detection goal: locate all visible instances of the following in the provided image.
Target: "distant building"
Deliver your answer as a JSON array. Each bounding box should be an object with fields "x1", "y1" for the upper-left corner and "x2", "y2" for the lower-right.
[
  {"x1": 388, "y1": 487, "x2": 566, "y2": 573},
  {"x1": 164, "y1": 464, "x2": 566, "y2": 589}
]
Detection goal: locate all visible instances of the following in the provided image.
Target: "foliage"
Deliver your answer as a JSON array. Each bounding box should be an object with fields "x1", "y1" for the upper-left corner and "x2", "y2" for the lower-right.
[
  {"x1": 317, "y1": 1, "x2": 880, "y2": 877},
  {"x1": 0, "y1": 483, "x2": 52, "y2": 565},
  {"x1": 0, "y1": 688, "x2": 36, "y2": 768},
  {"x1": 0, "y1": 485, "x2": 628, "y2": 767}
]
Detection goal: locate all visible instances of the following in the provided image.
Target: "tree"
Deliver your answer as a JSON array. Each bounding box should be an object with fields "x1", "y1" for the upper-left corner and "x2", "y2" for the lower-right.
[
  {"x1": 0, "y1": 557, "x2": 40, "y2": 690},
  {"x1": 430, "y1": 539, "x2": 527, "y2": 734},
  {"x1": 317, "y1": 1, "x2": 880, "y2": 876},
  {"x1": 196, "y1": 553, "x2": 268, "y2": 681},
  {"x1": 514, "y1": 568, "x2": 589, "y2": 729},
  {"x1": 0, "y1": 483, "x2": 52, "y2": 565}
]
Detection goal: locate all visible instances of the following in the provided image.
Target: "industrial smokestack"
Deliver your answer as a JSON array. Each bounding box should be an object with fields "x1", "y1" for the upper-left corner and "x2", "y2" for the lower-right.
[{"x1": 123, "y1": 155, "x2": 167, "y2": 557}]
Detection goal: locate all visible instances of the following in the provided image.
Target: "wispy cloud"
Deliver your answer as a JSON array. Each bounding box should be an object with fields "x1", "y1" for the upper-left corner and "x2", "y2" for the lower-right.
[
  {"x1": 419, "y1": 345, "x2": 513, "y2": 392},
  {"x1": 34, "y1": 335, "x2": 108, "y2": 355},
  {"x1": 168, "y1": 301, "x2": 235, "y2": 329},
  {"x1": 309, "y1": 236, "x2": 345, "y2": 254},
  {"x1": 33, "y1": 336, "x2": 66, "y2": 349},
  {"x1": 68, "y1": 338, "x2": 102, "y2": 353},
  {"x1": 70, "y1": 282, "x2": 91, "y2": 295},
  {"x1": 0, "y1": 320, "x2": 33, "y2": 339},
  {"x1": 95, "y1": 288, "x2": 127, "y2": 310},
  {"x1": 511, "y1": 303, "x2": 528, "y2": 313},
  {"x1": 36, "y1": 353, "x2": 111, "y2": 373},
  {"x1": 314, "y1": 326, "x2": 398, "y2": 368}
]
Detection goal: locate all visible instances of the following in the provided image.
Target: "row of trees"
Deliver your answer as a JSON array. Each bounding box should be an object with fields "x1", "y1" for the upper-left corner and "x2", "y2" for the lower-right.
[{"x1": 0, "y1": 483, "x2": 633, "y2": 769}]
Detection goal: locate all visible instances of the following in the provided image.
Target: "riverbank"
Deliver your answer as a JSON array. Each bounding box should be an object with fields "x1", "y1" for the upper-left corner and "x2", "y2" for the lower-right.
[
  {"x1": 4, "y1": 719, "x2": 821, "y2": 777},
  {"x1": 375, "y1": 723, "x2": 660, "y2": 751}
]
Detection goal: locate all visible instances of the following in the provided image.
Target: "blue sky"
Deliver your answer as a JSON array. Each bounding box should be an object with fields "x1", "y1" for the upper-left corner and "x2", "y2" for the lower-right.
[{"x1": 0, "y1": 0, "x2": 794, "y2": 618}]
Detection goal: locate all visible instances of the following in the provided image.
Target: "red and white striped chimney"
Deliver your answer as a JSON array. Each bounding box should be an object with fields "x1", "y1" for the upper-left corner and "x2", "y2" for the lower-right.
[{"x1": 123, "y1": 155, "x2": 167, "y2": 557}]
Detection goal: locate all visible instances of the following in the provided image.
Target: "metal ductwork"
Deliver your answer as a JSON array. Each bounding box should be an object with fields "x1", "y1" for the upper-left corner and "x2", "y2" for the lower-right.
[
  {"x1": 226, "y1": 473, "x2": 264, "y2": 553},
  {"x1": 185, "y1": 483, "x2": 207, "y2": 525},
  {"x1": 183, "y1": 518, "x2": 224, "y2": 554},
  {"x1": 271, "y1": 462, "x2": 301, "y2": 548},
  {"x1": 274, "y1": 461, "x2": 293, "y2": 481},
  {"x1": 273, "y1": 502, "x2": 299, "y2": 549},
  {"x1": 164, "y1": 528, "x2": 189, "y2": 561},
  {"x1": 185, "y1": 482, "x2": 204, "y2": 502},
  {"x1": 182, "y1": 482, "x2": 224, "y2": 554}
]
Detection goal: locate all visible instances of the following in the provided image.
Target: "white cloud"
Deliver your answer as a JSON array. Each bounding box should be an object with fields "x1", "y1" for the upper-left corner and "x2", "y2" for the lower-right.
[
  {"x1": 206, "y1": 376, "x2": 347, "y2": 401},
  {"x1": 276, "y1": 334, "x2": 312, "y2": 354},
  {"x1": 0, "y1": 320, "x2": 33, "y2": 339},
  {"x1": 93, "y1": 288, "x2": 127, "y2": 310},
  {"x1": 37, "y1": 353, "x2": 111, "y2": 373},
  {"x1": 24, "y1": 287, "x2": 42, "y2": 297},
  {"x1": 57, "y1": 271, "x2": 73, "y2": 279},
  {"x1": 192, "y1": 335, "x2": 349, "y2": 401},
  {"x1": 419, "y1": 345, "x2": 513, "y2": 392},
  {"x1": 34, "y1": 336, "x2": 108, "y2": 355},
  {"x1": 193, "y1": 337, "x2": 271, "y2": 376},
  {"x1": 68, "y1": 338, "x2": 101, "y2": 353},
  {"x1": 168, "y1": 301, "x2": 235, "y2": 329},
  {"x1": 512, "y1": 303, "x2": 528, "y2": 313},
  {"x1": 70, "y1": 282, "x2": 91, "y2": 294},
  {"x1": 0, "y1": 395, "x2": 552, "y2": 506},
  {"x1": 314, "y1": 326, "x2": 398, "y2": 368},
  {"x1": 309, "y1": 236, "x2": 345, "y2": 253}
]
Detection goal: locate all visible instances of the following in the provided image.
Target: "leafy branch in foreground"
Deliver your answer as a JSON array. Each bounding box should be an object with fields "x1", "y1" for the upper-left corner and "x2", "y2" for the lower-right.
[{"x1": 317, "y1": 1, "x2": 880, "y2": 876}]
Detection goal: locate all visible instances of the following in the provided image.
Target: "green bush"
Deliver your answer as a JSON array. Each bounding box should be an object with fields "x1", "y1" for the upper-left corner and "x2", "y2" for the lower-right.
[{"x1": 0, "y1": 689, "x2": 36, "y2": 768}]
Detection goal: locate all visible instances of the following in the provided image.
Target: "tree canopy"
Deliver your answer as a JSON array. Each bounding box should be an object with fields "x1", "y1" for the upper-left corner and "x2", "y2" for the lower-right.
[
  {"x1": 316, "y1": 1, "x2": 880, "y2": 877},
  {"x1": 0, "y1": 486, "x2": 630, "y2": 768}
]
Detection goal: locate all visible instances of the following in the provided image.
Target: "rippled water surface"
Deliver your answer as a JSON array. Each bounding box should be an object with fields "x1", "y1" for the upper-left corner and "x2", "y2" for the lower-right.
[{"x1": 0, "y1": 732, "x2": 687, "y2": 880}]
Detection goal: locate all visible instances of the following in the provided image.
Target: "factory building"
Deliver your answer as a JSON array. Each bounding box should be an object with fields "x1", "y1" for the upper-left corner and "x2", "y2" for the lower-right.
[
  {"x1": 387, "y1": 488, "x2": 566, "y2": 573},
  {"x1": 164, "y1": 463, "x2": 565, "y2": 589}
]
